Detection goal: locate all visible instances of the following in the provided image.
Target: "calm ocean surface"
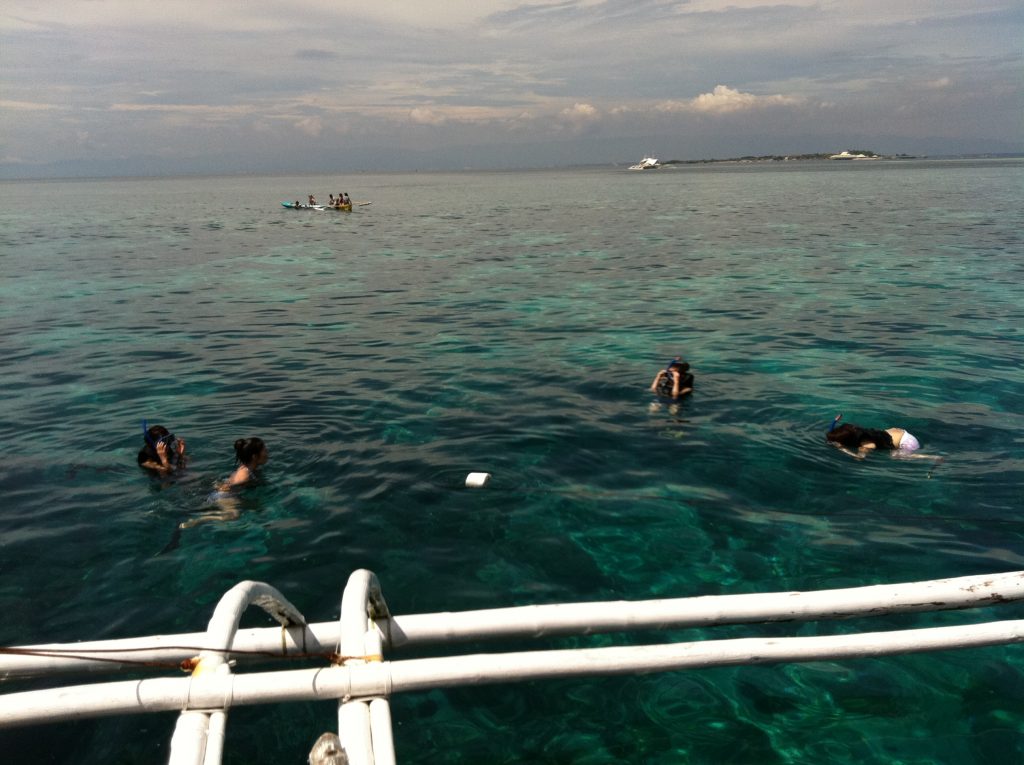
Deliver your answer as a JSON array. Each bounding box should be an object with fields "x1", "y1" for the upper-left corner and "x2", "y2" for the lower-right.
[{"x1": 1, "y1": 160, "x2": 1023, "y2": 763}]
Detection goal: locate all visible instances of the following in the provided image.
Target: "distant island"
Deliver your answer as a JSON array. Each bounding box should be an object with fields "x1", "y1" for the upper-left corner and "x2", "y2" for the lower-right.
[{"x1": 660, "y1": 150, "x2": 919, "y2": 165}]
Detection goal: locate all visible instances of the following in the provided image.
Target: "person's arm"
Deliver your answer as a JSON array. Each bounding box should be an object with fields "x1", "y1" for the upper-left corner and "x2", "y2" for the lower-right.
[
  {"x1": 831, "y1": 442, "x2": 868, "y2": 459},
  {"x1": 671, "y1": 371, "x2": 694, "y2": 398},
  {"x1": 218, "y1": 464, "x2": 252, "y2": 490},
  {"x1": 650, "y1": 371, "x2": 666, "y2": 392},
  {"x1": 142, "y1": 441, "x2": 176, "y2": 474}
]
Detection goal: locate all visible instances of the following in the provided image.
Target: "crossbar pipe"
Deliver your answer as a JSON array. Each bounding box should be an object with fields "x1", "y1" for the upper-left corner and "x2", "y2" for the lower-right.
[
  {"x1": 3, "y1": 618, "x2": 1024, "y2": 728},
  {"x1": 5, "y1": 570, "x2": 1022, "y2": 680}
]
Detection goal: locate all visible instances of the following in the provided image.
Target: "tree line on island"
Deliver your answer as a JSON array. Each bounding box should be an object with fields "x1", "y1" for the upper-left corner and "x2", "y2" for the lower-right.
[{"x1": 659, "y1": 150, "x2": 918, "y2": 165}]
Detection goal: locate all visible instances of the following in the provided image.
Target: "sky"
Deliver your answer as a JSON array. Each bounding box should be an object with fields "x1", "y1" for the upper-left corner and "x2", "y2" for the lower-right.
[{"x1": 1, "y1": 0, "x2": 1022, "y2": 177}]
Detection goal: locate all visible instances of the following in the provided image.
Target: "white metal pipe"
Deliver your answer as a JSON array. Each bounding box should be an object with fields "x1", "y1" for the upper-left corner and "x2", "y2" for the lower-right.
[
  {"x1": 369, "y1": 698, "x2": 396, "y2": 765},
  {"x1": 363, "y1": 629, "x2": 394, "y2": 765},
  {"x1": 385, "y1": 570, "x2": 1024, "y2": 646},
  {"x1": 6, "y1": 570, "x2": 1024, "y2": 678},
  {"x1": 3, "y1": 618, "x2": 1024, "y2": 728},
  {"x1": 203, "y1": 711, "x2": 227, "y2": 765},
  {"x1": 167, "y1": 711, "x2": 209, "y2": 765},
  {"x1": 338, "y1": 700, "x2": 373, "y2": 765},
  {"x1": 0, "y1": 622, "x2": 337, "y2": 680},
  {"x1": 203, "y1": 581, "x2": 305, "y2": 659},
  {"x1": 168, "y1": 583, "x2": 295, "y2": 765},
  {"x1": 338, "y1": 571, "x2": 389, "y2": 764},
  {"x1": 340, "y1": 570, "x2": 390, "y2": 658}
]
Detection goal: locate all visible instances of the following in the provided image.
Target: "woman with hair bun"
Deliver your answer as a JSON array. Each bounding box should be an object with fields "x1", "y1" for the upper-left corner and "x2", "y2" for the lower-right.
[
  {"x1": 177, "y1": 437, "x2": 269, "y2": 531},
  {"x1": 221, "y1": 437, "x2": 269, "y2": 489}
]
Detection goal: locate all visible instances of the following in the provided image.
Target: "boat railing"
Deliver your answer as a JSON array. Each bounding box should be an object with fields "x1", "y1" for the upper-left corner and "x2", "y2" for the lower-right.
[{"x1": 2, "y1": 569, "x2": 1023, "y2": 764}]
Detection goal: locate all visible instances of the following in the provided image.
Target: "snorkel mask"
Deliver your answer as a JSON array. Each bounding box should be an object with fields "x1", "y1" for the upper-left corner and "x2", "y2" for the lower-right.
[{"x1": 142, "y1": 420, "x2": 177, "y2": 452}]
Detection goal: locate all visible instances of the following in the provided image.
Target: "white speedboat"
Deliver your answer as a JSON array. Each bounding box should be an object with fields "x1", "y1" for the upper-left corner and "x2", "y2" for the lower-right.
[
  {"x1": 628, "y1": 156, "x2": 661, "y2": 170},
  {"x1": 829, "y1": 150, "x2": 878, "y2": 160}
]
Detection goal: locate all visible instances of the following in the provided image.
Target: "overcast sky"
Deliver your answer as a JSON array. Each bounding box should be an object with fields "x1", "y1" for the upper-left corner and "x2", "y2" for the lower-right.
[{"x1": 2, "y1": 1, "x2": 1021, "y2": 176}]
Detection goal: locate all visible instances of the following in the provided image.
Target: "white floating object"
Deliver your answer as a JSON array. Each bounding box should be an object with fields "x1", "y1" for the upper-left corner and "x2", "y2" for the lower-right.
[{"x1": 465, "y1": 472, "x2": 492, "y2": 488}]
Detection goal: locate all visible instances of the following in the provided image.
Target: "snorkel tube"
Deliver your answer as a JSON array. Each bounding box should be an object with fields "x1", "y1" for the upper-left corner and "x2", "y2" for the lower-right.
[
  {"x1": 828, "y1": 414, "x2": 842, "y2": 433},
  {"x1": 142, "y1": 419, "x2": 154, "y2": 446}
]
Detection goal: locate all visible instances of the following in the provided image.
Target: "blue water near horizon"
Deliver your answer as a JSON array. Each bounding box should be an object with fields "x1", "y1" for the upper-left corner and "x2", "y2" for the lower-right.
[{"x1": 1, "y1": 160, "x2": 1023, "y2": 763}]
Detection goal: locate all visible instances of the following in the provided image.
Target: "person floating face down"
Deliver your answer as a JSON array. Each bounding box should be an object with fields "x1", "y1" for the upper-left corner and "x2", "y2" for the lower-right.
[
  {"x1": 138, "y1": 422, "x2": 187, "y2": 474},
  {"x1": 825, "y1": 415, "x2": 927, "y2": 459},
  {"x1": 650, "y1": 357, "x2": 694, "y2": 399}
]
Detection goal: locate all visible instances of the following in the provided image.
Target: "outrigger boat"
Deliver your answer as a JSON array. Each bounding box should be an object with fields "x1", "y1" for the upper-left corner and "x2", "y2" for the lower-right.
[{"x1": 281, "y1": 202, "x2": 353, "y2": 211}]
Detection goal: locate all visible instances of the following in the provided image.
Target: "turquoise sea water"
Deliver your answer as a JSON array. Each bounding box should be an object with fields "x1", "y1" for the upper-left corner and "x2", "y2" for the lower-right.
[{"x1": 1, "y1": 160, "x2": 1023, "y2": 763}]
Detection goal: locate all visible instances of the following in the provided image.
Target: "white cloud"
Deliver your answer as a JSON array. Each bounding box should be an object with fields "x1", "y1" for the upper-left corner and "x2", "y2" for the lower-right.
[
  {"x1": 410, "y1": 107, "x2": 447, "y2": 126},
  {"x1": 2, "y1": 0, "x2": 1020, "y2": 172},
  {"x1": 560, "y1": 102, "x2": 599, "y2": 120},
  {"x1": 295, "y1": 116, "x2": 323, "y2": 136},
  {"x1": 653, "y1": 86, "x2": 801, "y2": 115},
  {"x1": 0, "y1": 99, "x2": 63, "y2": 111}
]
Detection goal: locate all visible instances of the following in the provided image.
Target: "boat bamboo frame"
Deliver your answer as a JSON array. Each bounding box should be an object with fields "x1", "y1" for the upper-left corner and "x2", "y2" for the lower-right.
[{"x1": 2, "y1": 569, "x2": 1023, "y2": 764}]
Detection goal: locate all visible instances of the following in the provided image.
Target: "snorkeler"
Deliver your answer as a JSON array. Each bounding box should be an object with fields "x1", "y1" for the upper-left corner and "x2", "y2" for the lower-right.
[
  {"x1": 650, "y1": 357, "x2": 694, "y2": 400},
  {"x1": 177, "y1": 437, "x2": 269, "y2": 531},
  {"x1": 825, "y1": 415, "x2": 931, "y2": 460},
  {"x1": 138, "y1": 422, "x2": 187, "y2": 475}
]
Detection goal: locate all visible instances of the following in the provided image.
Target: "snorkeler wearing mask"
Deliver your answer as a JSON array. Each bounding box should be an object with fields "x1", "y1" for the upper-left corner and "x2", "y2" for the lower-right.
[
  {"x1": 138, "y1": 422, "x2": 187, "y2": 474},
  {"x1": 650, "y1": 357, "x2": 694, "y2": 400},
  {"x1": 825, "y1": 415, "x2": 928, "y2": 460}
]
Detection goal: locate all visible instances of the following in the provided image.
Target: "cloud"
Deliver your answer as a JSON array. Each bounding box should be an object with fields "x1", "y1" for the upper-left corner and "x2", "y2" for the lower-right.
[
  {"x1": 2, "y1": 1, "x2": 1021, "y2": 174},
  {"x1": 0, "y1": 99, "x2": 64, "y2": 111},
  {"x1": 560, "y1": 102, "x2": 599, "y2": 120},
  {"x1": 294, "y1": 116, "x2": 323, "y2": 136},
  {"x1": 410, "y1": 107, "x2": 447, "y2": 126},
  {"x1": 654, "y1": 85, "x2": 802, "y2": 115}
]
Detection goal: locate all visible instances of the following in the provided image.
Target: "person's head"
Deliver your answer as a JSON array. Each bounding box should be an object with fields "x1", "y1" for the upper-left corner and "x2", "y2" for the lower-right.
[
  {"x1": 667, "y1": 358, "x2": 689, "y2": 372},
  {"x1": 823, "y1": 423, "x2": 856, "y2": 448},
  {"x1": 234, "y1": 437, "x2": 268, "y2": 468},
  {"x1": 142, "y1": 422, "x2": 178, "y2": 455},
  {"x1": 828, "y1": 423, "x2": 896, "y2": 450}
]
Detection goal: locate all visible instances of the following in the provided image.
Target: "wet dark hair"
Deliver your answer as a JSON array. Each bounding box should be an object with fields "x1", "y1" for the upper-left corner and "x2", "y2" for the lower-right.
[
  {"x1": 141, "y1": 424, "x2": 176, "y2": 461},
  {"x1": 233, "y1": 437, "x2": 266, "y2": 467},
  {"x1": 826, "y1": 423, "x2": 894, "y2": 450},
  {"x1": 145, "y1": 424, "x2": 170, "y2": 444}
]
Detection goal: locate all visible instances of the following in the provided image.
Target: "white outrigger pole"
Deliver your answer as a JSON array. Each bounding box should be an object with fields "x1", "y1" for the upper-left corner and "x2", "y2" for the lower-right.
[{"x1": 2, "y1": 570, "x2": 1024, "y2": 764}]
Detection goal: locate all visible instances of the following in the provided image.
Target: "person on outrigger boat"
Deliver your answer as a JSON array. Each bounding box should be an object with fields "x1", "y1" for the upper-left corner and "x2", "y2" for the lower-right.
[
  {"x1": 308, "y1": 194, "x2": 316, "y2": 205},
  {"x1": 650, "y1": 357, "x2": 694, "y2": 399}
]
